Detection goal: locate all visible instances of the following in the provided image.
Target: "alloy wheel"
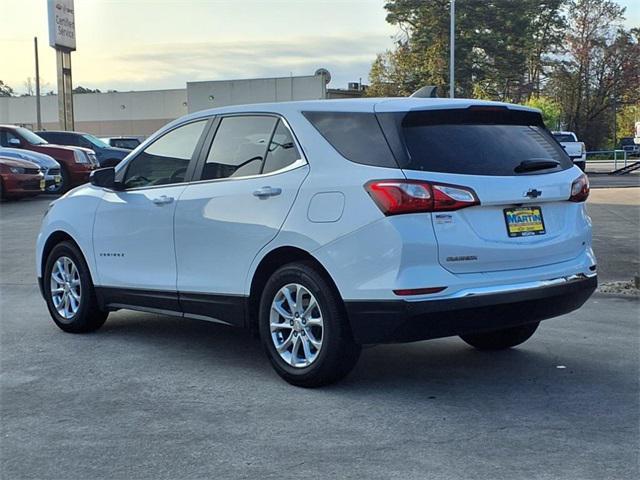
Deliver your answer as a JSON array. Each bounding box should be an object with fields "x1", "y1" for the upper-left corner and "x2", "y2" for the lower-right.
[
  {"x1": 50, "y1": 256, "x2": 82, "y2": 321},
  {"x1": 270, "y1": 283, "x2": 324, "y2": 368}
]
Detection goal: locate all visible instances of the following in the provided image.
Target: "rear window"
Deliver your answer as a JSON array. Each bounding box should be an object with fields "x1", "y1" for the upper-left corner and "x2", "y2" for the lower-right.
[
  {"x1": 382, "y1": 108, "x2": 573, "y2": 176},
  {"x1": 553, "y1": 133, "x2": 577, "y2": 143},
  {"x1": 304, "y1": 107, "x2": 572, "y2": 176}
]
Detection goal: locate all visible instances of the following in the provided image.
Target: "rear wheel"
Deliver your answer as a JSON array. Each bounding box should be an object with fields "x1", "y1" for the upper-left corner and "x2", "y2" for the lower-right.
[
  {"x1": 258, "y1": 262, "x2": 361, "y2": 387},
  {"x1": 460, "y1": 322, "x2": 539, "y2": 350},
  {"x1": 44, "y1": 241, "x2": 108, "y2": 333}
]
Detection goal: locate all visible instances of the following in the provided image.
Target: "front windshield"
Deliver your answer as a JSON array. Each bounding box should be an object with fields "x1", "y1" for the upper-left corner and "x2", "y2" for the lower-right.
[
  {"x1": 83, "y1": 134, "x2": 110, "y2": 148},
  {"x1": 17, "y1": 127, "x2": 48, "y2": 145}
]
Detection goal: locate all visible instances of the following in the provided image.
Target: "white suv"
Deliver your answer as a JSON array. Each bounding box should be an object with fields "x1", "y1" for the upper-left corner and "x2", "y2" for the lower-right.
[{"x1": 36, "y1": 98, "x2": 597, "y2": 387}]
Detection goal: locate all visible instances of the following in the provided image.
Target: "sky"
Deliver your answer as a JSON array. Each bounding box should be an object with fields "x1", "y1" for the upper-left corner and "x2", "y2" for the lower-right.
[{"x1": 1, "y1": 0, "x2": 638, "y2": 95}]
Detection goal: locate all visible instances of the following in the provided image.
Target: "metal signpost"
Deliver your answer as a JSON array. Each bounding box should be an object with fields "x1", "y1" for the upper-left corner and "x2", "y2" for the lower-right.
[{"x1": 47, "y1": 0, "x2": 76, "y2": 131}]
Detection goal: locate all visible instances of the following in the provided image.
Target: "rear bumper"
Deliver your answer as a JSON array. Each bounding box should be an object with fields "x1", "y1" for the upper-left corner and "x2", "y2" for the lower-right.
[{"x1": 345, "y1": 274, "x2": 597, "y2": 344}]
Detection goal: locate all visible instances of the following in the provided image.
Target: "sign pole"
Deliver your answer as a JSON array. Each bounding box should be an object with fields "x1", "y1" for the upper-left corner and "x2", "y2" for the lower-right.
[
  {"x1": 48, "y1": 0, "x2": 76, "y2": 131},
  {"x1": 34, "y1": 37, "x2": 42, "y2": 130},
  {"x1": 450, "y1": 0, "x2": 455, "y2": 98}
]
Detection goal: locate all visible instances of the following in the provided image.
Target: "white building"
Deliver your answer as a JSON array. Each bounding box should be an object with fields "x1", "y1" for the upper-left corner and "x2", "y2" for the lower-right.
[{"x1": 0, "y1": 74, "x2": 365, "y2": 136}]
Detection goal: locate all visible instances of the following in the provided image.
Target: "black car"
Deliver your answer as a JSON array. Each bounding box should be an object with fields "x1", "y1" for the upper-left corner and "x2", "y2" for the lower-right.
[{"x1": 36, "y1": 131, "x2": 130, "y2": 168}]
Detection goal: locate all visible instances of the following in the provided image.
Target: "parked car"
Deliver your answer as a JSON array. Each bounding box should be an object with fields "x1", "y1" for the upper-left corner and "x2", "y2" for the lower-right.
[
  {"x1": 618, "y1": 137, "x2": 640, "y2": 158},
  {"x1": 0, "y1": 147, "x2": 62, "y2": 192},
  {"x1": 100, "y1": 136, "x2": 143, "y2": 150},
  {"x1": 0, "y1": 156, "x2": 45, "y2": 199},
  {"x1": 552, "y1": 131, "x2": 586, "y2": 171},
  {"x1": 36, "y1": 130, "x2": 130, "y2": 167},
  {"x1": 0, "y1": 125, "x2": 98, "y2": 193},
  {"x1": 36, "y1": 98, "x2": 597, "y2": 387}
]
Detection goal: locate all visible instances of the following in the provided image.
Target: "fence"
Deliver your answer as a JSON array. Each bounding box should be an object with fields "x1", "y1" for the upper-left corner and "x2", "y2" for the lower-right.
[{"x1": 585, "y1": 150, "x2": 631, "y2": 173}]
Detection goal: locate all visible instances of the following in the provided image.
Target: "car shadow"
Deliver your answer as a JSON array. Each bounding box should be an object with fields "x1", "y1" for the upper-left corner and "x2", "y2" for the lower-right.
[{"x1": 98, "y1": 310, "x2": 630, "y2": 404}]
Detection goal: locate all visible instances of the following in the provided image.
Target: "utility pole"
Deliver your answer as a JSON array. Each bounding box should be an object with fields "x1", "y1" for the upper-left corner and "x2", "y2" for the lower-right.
[
  {"x1": 34, "y1": 37, "x2": 42, "y2": 130},
  {"x1": 450, "y1": 0, "x2": 455, "y2": 98}
]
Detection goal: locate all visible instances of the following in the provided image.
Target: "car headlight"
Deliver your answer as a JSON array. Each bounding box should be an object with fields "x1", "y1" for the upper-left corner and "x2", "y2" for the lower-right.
[
  {"x1": 73, "y1": 150, "x2": 89, "y2": 164},
  {"x1": 9, "y1": 166, "x2": 26, "y2": 174}
]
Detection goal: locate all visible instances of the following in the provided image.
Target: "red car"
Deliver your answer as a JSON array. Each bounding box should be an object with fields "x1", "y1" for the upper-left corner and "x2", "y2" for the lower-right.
[
  {"x1": 0, "y1": 156, "x2": 45, "y2": 199},
  {"x1": 0, "y1": 125, "x2": 98, "y2": 193}
]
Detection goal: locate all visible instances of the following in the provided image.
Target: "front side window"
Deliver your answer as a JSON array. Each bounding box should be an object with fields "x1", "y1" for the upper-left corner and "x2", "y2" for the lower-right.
[
  {"x1": 201, "y1": 116, "x2": 277, "y2": 180},
  {"x1": 123, "y1": 120, "x2": 207, "y2": 189},
  {"x1": 262, "y1": 120, "x2": 301, "y2": 174},
  {"x1": 0, "y1": 129, "x2": 21, "y2": 147}
]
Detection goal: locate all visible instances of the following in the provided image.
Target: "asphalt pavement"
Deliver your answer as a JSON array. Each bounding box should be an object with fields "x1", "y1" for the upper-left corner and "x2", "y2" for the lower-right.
[{"x1": 1, "y1": 194, "x2": 638, "y2": 480}]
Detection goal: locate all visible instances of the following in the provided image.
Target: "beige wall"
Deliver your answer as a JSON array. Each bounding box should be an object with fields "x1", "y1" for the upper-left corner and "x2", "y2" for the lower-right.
[
  {"x1": 38, "y1": 119, "x2": 174, "y2": 136},
  {"x1": 0, "y1": 89, "x2": 187, "y2": 136}
]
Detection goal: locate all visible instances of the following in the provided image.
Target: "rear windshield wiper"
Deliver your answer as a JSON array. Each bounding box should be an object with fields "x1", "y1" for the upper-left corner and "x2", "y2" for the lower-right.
[{"x1": 514, "y1": 159, "x2": 560, "y2": 173}]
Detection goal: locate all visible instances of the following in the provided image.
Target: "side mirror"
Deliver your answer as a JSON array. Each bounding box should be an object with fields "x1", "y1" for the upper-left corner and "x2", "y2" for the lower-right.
[
  {"x1": 8, "y1": 138, "x2": 21, "y2": 147},
  {"x1": 90, "y1": 167, "x2": 122, "y2": 190}
]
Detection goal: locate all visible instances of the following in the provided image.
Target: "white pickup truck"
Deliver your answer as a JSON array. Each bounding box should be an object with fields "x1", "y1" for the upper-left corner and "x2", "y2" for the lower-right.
[{"x1": 552, "y1": 131, "x2": 586, "y2": 171}]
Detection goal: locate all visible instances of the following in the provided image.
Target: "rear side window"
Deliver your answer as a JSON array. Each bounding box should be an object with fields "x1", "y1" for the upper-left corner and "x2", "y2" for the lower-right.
[
  {"x1": 380, "y1": 108, "x2": 573, "y2": 176},
  {"x1": 302, "y1": 111, "x2": 397, "y2": 168},
  {"x1": 202, "y1": 116, "x2": 277, "y2": 180},
  {"x1": 262, "y1": 120, "x2": 301, "y2": 174}
]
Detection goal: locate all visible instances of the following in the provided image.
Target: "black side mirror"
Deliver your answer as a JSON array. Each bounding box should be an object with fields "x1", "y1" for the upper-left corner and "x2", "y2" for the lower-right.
[{"x1": 90, "y1": 167, "x2": 121, "y2": 190}]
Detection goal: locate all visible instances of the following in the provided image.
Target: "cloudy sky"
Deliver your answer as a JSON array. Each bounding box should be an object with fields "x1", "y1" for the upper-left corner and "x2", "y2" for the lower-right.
[{"x1": 1, "y1": 0, "x2": 638, "y2": 95}]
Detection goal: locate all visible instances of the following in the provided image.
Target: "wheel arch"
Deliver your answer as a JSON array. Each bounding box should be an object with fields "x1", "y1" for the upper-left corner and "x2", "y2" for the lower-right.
[
  {"x1": 247, "y1": 246, "x2": 343, "y2": 332},
  {"x1": 41, "y1": 230, "x2": 85, "y2": 279}
]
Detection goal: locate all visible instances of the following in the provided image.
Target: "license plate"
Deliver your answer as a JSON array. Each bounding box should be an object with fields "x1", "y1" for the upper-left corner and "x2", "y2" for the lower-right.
[
  {"x1": 54, "y1": 175, "x2": 62, "y2": 183},
  {"x1": 40, "y1": 179, "x2": 46, "y2": 191},
  {"x1": 504, "y1": 206, "x2": 546, "y2": 237}
]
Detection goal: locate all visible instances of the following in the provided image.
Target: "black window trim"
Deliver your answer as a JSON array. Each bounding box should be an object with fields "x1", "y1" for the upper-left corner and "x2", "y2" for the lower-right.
[
  {"x1": 115, "y1": 117, "x2": 214, "y2": 191},
  {"x1": 190, "y1": 112, "x2": 307, "y2": 185}
]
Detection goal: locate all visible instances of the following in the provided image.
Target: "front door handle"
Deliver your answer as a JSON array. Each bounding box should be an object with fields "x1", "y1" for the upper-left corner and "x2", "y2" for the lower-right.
[
  {"x1": 253, "y1": 186, "x2": 282, "y2": 198},
  {"x1": 152, "y1": 195, "x2": 174, "y2": 206}
]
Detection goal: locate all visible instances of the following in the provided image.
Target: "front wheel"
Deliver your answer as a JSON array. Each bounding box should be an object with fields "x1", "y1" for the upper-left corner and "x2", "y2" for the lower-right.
[
  {"x1": 44, "y1": 241, "x2": 108, "y2": 333},
  {"x1": 258, "y1": 262, "x2": 361, "y2": 387},
  {"x1": 460, "y1": 322, "x2": 539, "y2": 350}
]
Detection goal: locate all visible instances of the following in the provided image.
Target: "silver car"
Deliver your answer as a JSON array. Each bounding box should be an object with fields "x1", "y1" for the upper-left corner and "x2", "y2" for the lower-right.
[{"x1": 0, "y1": 147, "x2": 62, "y2": 192}]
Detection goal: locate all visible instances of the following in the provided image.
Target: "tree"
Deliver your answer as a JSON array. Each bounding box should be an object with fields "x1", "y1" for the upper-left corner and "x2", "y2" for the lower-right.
[
  {"x1": 524, "y1": 96, "x2": 562, "y2": 129},
  {"x1": 368, "y1": 1, "x2": 566, "y2": 101},
  {"x1": 546, "y1": 2, "x2": 640, "y2": 148},
  {"x1": 23, "y1": 77, "x2": 34, "y2": 96},
  {"x1": 72, "y1": 86, "x2": 101, "y2": 94},
  {"x1": 0, "y1": 80, "x2": 14, "y2": 97}
]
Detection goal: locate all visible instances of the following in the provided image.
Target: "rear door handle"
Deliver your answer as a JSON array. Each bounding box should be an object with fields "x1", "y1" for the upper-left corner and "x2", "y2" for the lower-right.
[
  {"x1": 253, "y1": 186, "x2": 282, "y2": 198},
  {"x1": 152, "y1": 195, "x2": 174, "y2": 206}
]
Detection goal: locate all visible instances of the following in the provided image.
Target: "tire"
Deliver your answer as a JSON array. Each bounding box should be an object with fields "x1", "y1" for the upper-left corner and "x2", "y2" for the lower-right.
[
  {"x1": 47, "y1": 166, "x2": 68, "y2": 194},
  {"x1": 258, "y1": 261, "x2": 361, "y2": 387},
  {"x1": 43, "y1": 241, "x2": 108, "y2": 333},
  {"x1": 460, "y1": 322, "x2": 540, "y2": 350}
]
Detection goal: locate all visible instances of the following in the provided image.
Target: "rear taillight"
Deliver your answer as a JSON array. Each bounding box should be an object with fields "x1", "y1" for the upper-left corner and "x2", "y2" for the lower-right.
[
  {"x1": 364, "y1": 180, "x2": 479, "y2": 215},
  {"x1": 569, "y1": 174, "x2": 589, "y2": 202}
]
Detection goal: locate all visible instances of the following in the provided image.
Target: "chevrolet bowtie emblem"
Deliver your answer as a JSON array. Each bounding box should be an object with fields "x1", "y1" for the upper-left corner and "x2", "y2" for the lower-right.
[{"x1": 524, "y1": 189, "x2": 542, "y2": 199}]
